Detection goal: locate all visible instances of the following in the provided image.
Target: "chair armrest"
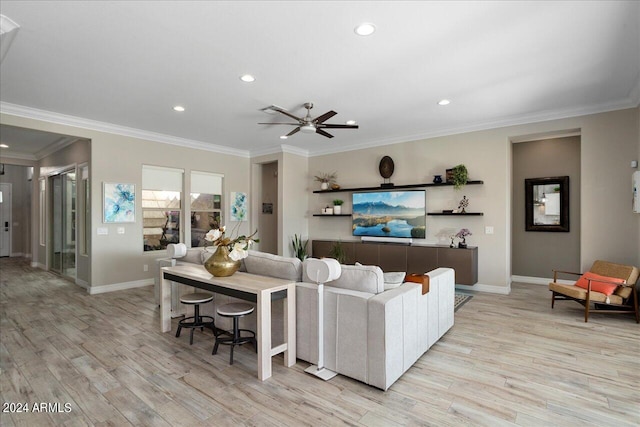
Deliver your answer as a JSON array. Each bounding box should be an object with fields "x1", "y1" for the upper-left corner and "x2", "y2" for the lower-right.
[{"x1": 552, "y1": 270, "x2": 582, "y2": 282}]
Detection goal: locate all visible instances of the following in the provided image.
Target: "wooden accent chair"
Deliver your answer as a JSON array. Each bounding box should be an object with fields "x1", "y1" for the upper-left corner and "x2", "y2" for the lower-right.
[{"x1": 549, "y1": 260, "x2": 639, "y2": 323}]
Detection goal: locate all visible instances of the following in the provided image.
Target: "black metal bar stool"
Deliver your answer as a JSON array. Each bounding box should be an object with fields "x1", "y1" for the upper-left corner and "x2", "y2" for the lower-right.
[
  {"x1": 176, "y1": 292, "x2": 215, "y2": 345},
  {"x1": 212, "y1": 302, "x2": 257, "y2": 365}
]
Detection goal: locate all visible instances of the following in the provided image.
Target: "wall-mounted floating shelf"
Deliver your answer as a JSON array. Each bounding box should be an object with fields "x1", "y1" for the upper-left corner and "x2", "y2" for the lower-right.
[
  {"x1": 313, "y1": 180, "x2": 484, "y2": 194},
  {"x1": 427, "y1": 212, "x2": 484, "y2": 216},
  {"x1": 312, "y1": 214, "x2": 351, "y2": 217}
]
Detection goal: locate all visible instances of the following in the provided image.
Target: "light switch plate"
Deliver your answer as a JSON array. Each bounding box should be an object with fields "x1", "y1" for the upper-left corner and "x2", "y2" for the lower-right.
[
  {"x1": 97, "y1": 227, "x2": 108, "y2": 235},
  {"x1": 485, "y1": 226, "x2": 494, "y2": 235},
  {"x1": 117, "y1": 227, "x2": 125, "y2": 234}
]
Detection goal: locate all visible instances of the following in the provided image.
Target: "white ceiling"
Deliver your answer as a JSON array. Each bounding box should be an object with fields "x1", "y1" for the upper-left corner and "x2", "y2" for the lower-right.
[{"x1": 0, "y1": 1, "x2": 638, "y2": 159}]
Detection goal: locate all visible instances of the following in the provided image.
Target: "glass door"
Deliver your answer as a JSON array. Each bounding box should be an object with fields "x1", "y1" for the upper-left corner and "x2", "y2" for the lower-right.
[{"x1": 50, "y1": 170, "x2": 76, "y2": 279}]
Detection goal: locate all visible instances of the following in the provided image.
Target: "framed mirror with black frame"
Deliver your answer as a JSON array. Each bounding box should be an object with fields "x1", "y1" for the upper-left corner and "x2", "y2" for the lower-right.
[{"x1": 525, "y1": 176, "x2": 569, "y2": 232}]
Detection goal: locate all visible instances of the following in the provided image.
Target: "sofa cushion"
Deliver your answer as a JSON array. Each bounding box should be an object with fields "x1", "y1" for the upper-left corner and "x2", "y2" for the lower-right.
[
  {"x1": 243, "y1": 250, "x2": 302, "y2": 281},
  {"x1": 181, "y1": 247, "x2": 205, "y2": 264},
  {"x1": 549, "y1": 282, "x2": 623, "y2": 305},
  {"x1": 320, "y1": 263, "x2": 384, "y2": 294}
]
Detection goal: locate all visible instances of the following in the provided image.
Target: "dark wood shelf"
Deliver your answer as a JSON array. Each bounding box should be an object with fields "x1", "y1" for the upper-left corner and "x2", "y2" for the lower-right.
[
  {"x1": 428, "y1": 212, "x2": 484, "y2": 216},
  {"x1": 312, "y1": 214, "x2": 352, "y2": 217},
  {"x1": 313, "y1": 180, "x2": 484, "y2": 194}
]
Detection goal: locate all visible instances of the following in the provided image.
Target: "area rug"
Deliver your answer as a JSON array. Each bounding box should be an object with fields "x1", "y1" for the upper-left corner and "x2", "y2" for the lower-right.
[{"x1": 454, "y1": 292, "x2": 473, "y2": 312}]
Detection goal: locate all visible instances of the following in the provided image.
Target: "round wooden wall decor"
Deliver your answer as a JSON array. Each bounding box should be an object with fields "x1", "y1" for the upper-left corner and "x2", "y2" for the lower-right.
[{"x1": 379, "y1": 156, "x2": 394, "y2": 179}]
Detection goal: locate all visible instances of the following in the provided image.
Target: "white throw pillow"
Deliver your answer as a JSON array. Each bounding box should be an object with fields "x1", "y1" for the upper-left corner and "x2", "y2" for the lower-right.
[{"x1": 383, "y1": 272, "x2": 406, "y2": 291}]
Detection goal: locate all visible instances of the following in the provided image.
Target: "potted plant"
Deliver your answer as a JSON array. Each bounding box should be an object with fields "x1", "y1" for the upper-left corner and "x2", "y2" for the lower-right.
[
  {"x1": 314, "y1": 172, "x2": 337, "y2": 190},
  {"x1": 455, "y1": 228, "x2": 472, "y2": 248},
  {"x1": 332, "y1": 199, "x2": 344, "y2": 215},
  {"x1": 447, "y1": 164, "x2": 468, "y2": 189},
  {"x1": 329, "y1": 240, "x2": 347, "y2": 264},
  {"x1": 291, "y1": 234, "x2": 308, "y2": 261}
]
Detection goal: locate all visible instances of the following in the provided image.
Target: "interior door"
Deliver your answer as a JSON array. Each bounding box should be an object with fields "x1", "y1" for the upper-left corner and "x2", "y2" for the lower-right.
[
  {"x1": 0, "y1": 183, "x2": 11, "y2": 257},
  {"x1": 50, "y1": 170, "x2": 76, "y2": 278}
]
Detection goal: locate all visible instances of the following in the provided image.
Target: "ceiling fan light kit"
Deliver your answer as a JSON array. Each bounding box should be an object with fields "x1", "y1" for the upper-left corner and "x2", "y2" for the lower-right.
[{"x1": 258, "y1": 102, "x2": 358, "y2": 139}]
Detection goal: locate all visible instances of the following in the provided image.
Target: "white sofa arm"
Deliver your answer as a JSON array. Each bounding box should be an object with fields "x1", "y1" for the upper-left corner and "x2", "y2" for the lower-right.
[{"x1": 367, "y1": 282, "x2": 422, "y2": 390}]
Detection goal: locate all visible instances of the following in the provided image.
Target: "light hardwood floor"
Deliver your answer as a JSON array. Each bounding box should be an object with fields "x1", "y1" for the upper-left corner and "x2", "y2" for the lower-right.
[{"x1": 1, "y1": 257, "x2": 638, "y2": 426}]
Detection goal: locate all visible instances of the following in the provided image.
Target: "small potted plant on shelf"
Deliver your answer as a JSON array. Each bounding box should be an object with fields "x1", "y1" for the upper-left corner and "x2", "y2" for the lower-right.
[
  {"x1": 314, "y1": 171, "x2": 337, "y2": 190},
  {"x1": 455, "y1": 228, "x2": 472, "y2": 248},
  {"x1": 333, "y1": 199, "x2": 344, "y2": 215},
  {"x1": 446, "y1": 164, "x2": 468, "y2": 189}
]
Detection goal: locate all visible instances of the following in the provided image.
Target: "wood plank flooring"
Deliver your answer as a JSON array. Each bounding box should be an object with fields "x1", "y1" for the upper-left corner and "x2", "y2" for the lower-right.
[{"x1": 1, "y1": 257, "x2": 638, "y2": 426}]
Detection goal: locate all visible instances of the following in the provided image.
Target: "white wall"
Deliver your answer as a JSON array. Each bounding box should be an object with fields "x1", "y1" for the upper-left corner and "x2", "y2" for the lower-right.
[{"x1": 308, "y1": 108, "x2": 640, "y2": 291}]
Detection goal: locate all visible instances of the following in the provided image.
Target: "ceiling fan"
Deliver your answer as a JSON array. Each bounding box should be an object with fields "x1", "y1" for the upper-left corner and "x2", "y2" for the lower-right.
[{"x1": 258, "y1": 102, "x2": 358, "y2": 138}]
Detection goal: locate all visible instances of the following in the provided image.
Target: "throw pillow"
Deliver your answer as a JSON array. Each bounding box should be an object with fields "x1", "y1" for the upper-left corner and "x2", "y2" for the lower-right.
[
  {"x1": 383, "y1": 272, "x2": 406, "y2": 291},
  {"x1": 575, "y1": 272, "x2": 626, "y2": 296}
]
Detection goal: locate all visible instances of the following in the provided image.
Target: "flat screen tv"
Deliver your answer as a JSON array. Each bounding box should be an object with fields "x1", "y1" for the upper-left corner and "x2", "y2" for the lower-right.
[{"x1": 352, "y1": 190, "x2": 426, "y2": 238}]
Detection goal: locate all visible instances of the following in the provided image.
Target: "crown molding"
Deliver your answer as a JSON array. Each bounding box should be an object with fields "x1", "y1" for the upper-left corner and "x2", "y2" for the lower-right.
[
  {"x1": 0, "y1": 102, "x2": 251, "y2": 158},
  {"x1": 249, "y1": 143, "x2": 310, "y2": 158},
  {"x1": 0, "y1": 150, "x2": 36, "y2": 161},
  {"x1": 305, "y1": 98, "x2": 638, "y2": 157}
]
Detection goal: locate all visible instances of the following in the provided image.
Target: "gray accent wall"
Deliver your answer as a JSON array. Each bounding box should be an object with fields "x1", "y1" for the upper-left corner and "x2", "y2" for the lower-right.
[{"x1": 512, "y1": 137, "x2": 581, "y2": 278}]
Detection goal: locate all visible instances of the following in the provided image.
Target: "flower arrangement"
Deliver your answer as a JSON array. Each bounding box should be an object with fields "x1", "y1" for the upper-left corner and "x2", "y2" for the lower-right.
[
  {"x1": 455, "y1": 228, "x2": 472, "y2": 248},
  {"x1": 314, "y1": 171, "x2": 337, "y2": 184},
  {"x1": 204, "y1": 224, "x2": 259, "y2": 261},
  {"x1": 456, "y1": 228, "x2": 472, "y2": 239}
]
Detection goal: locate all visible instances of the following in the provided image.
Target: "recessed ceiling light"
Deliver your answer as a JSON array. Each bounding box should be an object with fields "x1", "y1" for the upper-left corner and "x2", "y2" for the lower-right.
[
  {"x1": 354, "y1": 23, "x2": 376, "y2": 36},
  {"x1": 0, "y1": 144, "x2": 8, "y2": 148},
  {"x1": 346, "y1": 120, "x2": 357, "y2": 125},
  {"x1": 173, "y1": 105, "x2": 185, "y2": 112},
  {"x1": 280, "y1": 135, "x2": 288, "y2": 140},
  {"x1": 240, "y1": 74, "x2": 256, "y2": 82},
  {"x1": 438, "y1": 99, "x2": 451, "y2": 106}
]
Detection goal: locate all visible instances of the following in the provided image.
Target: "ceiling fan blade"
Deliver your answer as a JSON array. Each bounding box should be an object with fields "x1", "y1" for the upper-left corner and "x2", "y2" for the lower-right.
[
  {"x1": 286, "y1": 127, "x2": 300, "y2": 137},
  {"x1": 313, "y1": 110, "x2": 337, "y2": 124},
  {"x1": 316, "y1": 128, "x2": 334, "y2": 138},
  {"x1": 273, "y1": 109, "x2": 304, "y2": 122},
  {"x1": 258, "y1": 122, "x2": 301, "y2": 125},
  {"x1": 318, "y1": 124, "x2": 359, "y2": 129}
]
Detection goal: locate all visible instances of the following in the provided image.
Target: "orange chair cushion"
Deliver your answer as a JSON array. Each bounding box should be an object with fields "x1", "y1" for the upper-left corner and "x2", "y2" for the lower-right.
[{"x1": 575, "y1": 272, "x2": 626, "y2": 296}]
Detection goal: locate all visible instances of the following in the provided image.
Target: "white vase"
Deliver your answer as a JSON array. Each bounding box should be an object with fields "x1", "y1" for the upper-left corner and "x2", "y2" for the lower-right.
[
  {"x1": 333, "y1": 205, "x2": 342, "y2": 215},
  {"x1": 320, "y1": 182, "x2": 329, "y2": 190}
]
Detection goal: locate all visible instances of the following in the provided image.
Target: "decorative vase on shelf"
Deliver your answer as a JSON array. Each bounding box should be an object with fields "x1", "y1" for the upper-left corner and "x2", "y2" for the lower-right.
[
  {"x1": 433, "y1": 175, "x2": 443, "y2": 184},
  {"x1": 204, "y1": 246, "x2": 240, "y2": 277},
  {"x1": 458, "y1": 239, "x2": 467, "y2": 249},
  {"x1": 333, "y1": 205, "x2": 342, "y2": 215},
  {"x1": 320, "y1": 182, "x2": 329, "y2": 190}
]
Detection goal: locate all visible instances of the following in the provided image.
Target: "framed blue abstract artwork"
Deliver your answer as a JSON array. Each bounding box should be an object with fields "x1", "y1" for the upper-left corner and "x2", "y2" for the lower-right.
[
  {"x1": 230, "y1": 191, "x2": 247, "y2": 221},
  {"x1": 104, "y1": 182, "x2": 135, "y2": 223}
]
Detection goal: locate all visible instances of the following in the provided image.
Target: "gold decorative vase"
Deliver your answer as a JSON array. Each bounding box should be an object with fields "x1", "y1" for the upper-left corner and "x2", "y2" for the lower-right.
[{"x1": 204, "y1": 246, "x2": 240, "y2": 277}]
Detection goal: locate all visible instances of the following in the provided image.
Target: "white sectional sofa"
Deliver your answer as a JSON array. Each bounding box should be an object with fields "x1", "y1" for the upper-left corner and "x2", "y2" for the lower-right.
[{"x1": 156, "y1": 248, "x2": 455, "y2": 390}]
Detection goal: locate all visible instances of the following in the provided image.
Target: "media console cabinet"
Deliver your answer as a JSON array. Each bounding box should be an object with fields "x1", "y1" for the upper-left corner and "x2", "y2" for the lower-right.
[{"x1": 311, "y1": 240, "x2": 478, "y2": 285}]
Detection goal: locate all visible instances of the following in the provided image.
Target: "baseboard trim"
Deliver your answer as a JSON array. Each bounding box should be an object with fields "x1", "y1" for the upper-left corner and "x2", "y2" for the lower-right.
[
  {"x1": 455, "y1": 283, "x2": 510, "y2": 295},
  {"x1": 10, "y1": 252, "x2": 24, "y2": 257},
  {"x1": 32, "y1": 262, "x2": 45, "y2": 269},
  {"x1": 512, "y1": 275, "x2": 574, "y2": 286},
  {"x1": 75, "y1": 279, "x2": 89, "y2": 290},
  {"x1": 88, "y1": 279, "x2": 153, "y2": 295}
]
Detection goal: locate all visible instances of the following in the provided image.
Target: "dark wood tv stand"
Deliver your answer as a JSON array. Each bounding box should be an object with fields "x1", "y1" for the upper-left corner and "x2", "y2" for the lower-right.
[{"x1": 311, "y1": 239, "x2": 478, "y2": 285}]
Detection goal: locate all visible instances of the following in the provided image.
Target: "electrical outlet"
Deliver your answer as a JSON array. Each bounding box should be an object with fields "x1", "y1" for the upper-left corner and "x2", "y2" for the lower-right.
[
  {"x1": 485, "y1": 226, "x2": 494, "y2": 235},
  {"x1": 143, "y1": 264, "x2": 148, "y2": 272}
]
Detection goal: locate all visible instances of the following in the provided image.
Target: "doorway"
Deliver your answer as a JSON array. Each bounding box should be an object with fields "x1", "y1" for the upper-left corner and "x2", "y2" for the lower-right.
[
  {"x1": 50, "y1": 170, "x2": 76, "y2": 279},
  {"x1": 0, "y1": 183, "x2": 11, "y2": 257}
]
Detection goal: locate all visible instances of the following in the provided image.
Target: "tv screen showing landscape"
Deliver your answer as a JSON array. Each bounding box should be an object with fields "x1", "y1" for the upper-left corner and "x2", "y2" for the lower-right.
[{"x1": 352, "y1": 190, "x2": 426, "y2": 238}]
